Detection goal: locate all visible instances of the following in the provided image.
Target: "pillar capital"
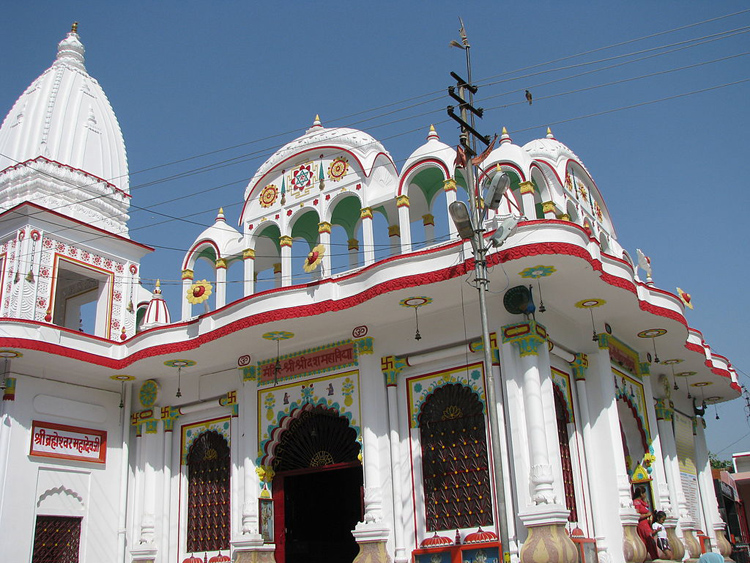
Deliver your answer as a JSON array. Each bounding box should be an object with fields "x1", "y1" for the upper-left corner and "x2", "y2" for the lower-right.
[
  {"x1": 347, "y1": 238, "x2": 359, "y2": 251},
  {"x1": 396, "y1": 195, "x2": 410, "y2": 208},
  {"x1": 160, "y1": 406, "x2": 181, "y2": 432},
  {"x1": 443, "y1": 178, "x2": 457, "y2": 192},
  {"x1": 360, "y1": 207, "x2": 373, "y2": 220},
  {"x1": 542, "y1": 201, "x2": 556, "y2": 214},
  {"x1": 381, "y1": 355, "x2": 407, "y2": 386},
  {"x1": 570, "y1": 353, "x2": 588, "y2": 381},
  {"x1": 519, "y1": 180, "x2": 535, "y2": 195},
  {"x1": 215, "y1": 258, "x2": 227, "y2": 269},
  {"x1": 422, "y1": 213, "x2": 434, "y2": 226},
  {"x1": 388, "y1": 225, "x2": 400, "y2": 237},
  {"x1": 318, "y1": 221, "x2": 331, "y2": 234},
  {"x1": 182, "y1": 269, "x2": 194, "y2": 280},
  {"x1": 654, "y1": 398, "x2": 674, "y2": 421},
  {"x1": 3, "y1": 377, "x2": 16, "y2": 400},
  {"x1": 243, "y1": 248, "x2": 255, "y2": 260},
  {"x1": 279, "y1": 235, "x2": 293, "y2": 248},
  {"x1": 502, "y1": 321, "x2": 547, "y2": 357}
]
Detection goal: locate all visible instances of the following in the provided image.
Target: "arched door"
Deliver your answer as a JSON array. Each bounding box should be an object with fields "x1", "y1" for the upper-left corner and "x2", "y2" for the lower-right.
[{"x1": 271, "y1": 406, "x2": 363, "y2": 563}]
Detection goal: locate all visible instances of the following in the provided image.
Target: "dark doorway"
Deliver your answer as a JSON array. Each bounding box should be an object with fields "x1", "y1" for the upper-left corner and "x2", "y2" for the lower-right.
[{"x1": 275, "y1": 462, "x2": 363, "y2": 563}]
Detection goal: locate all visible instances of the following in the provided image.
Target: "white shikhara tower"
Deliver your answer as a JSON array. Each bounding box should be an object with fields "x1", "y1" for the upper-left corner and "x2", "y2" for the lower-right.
[{"x1": 0, "y1": 24, "x2": 151, "y2": 339}]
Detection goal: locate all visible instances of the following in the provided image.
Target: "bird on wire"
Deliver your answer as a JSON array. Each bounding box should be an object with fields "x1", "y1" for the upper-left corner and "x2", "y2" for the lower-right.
[{"x1": 525, "y1": 90, "x2": 533, "y2": 105}]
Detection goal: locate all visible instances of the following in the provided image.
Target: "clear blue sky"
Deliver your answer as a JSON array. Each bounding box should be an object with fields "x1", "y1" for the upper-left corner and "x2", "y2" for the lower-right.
[{"x1": 2, "y1": 2, "x2": 749, "y2": 458}]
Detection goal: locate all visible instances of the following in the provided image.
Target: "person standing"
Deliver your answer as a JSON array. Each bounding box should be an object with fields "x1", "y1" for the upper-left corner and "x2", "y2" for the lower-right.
[{"x1": 633, "y1": 486, "x2": 658, "y2": 560}]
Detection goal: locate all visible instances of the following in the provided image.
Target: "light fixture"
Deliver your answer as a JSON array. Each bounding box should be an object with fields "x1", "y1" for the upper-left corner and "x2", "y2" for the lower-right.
[
  {"x1": 483, "y1": 169, "x2": 510, "y2": 211},
  {"x1": 449, "y1": 201, "x2": 474, "y2": 240}
]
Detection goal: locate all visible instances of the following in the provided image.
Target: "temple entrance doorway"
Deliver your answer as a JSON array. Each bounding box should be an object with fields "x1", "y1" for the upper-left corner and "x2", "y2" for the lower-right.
[{"x1": 270, "y1": 406, "x2": 363, "y2": 563}]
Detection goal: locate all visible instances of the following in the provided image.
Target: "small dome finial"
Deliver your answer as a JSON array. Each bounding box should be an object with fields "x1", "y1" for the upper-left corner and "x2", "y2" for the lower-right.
[
  {"x1": 546, "y1": 127, "x2": 555, "y2": 139},
  {"x1": 71, "y1": 22, "x2": 79, "y2": 34},
  {"x1": 216, "y1": 208, "x2": 226, "y2": 222},
  {"x1": 427, "y1": 124, "x2": 439, "y2": 141},
  {"x1": 500, "y1": 126, "x2": 512, "y2": 145},
  {"x1": 154, "y1": 280, "x2": 162, "y2": 294}
]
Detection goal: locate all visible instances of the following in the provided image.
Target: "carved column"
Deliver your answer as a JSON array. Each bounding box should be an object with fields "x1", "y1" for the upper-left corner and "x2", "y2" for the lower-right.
[
  {"x1": 589, "y1": 335, "x2": 644, "y2": 563},
  {"x1": 352, "y1": 347, "x2": 391, "y2": 563},
  {"x1": 382, "y1": 355, "x2": 408, "y2": 563},
  {"x1": 695, "y1": 419, "x2": 731, "y2": 559},
  {"x1": 279, "y1": 235, "x2": 292, "y2": 287},
  {"x1": 361, "y1": 208, "x2": 375, "y2": 266},
  {"x1": 233, "y1": 378, "x2": 270, "y2": 562},
  {"x1": 181, "y1": 269, "x2": 193, "y2": 321},
  {"x1": 654, "y1": 398, "x2": 686, "y2": 561},
  {"x1": 160, "y1": 408, "x2": 178, "y2": 563},
  {"x1": 502, "y1": 322, "x2": 577, "y2": 563}
]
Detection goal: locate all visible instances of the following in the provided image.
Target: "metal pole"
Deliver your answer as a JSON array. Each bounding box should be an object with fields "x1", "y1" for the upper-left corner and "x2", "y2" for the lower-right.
[{"x1": 457, "y1": 26, "x2": 511, "y2": 562}]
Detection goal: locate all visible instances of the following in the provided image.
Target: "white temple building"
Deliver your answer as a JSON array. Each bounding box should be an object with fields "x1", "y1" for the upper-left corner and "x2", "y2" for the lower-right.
[{"x1": 0, "y1": 25, "x2": 741, "y2": 563}]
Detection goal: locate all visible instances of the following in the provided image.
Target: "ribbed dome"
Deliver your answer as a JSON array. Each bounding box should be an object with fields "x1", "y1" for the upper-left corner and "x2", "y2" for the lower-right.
[
  {"x1": 0, "y1": 25, "x2": 129, "y2": 194},
  {"x1": 141, "y1": 280, "x2": 171, "y2": 329}
]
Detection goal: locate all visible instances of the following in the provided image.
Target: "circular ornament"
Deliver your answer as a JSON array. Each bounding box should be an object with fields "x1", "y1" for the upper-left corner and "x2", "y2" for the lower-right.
[
  {"x1": 164, "y1": 359, "x2": 196, "y2": 368},
  {"x1": 292, "y1": 164, "x2": 313, "y2": 190},
  {"x1": 237, "y1": 354, "x2": 252, "y2": 367},
  {"x1": 259, "y1": 184, "x2": 278, "y2": 208},
  {"x1": 574, "y1": 298, "x2": 606, "y2": 309},
  {"x1": 691, "y1": 381, "x2": 713, "y2": 387},
  {"x1": 262, "y1": 331, "x2": 294, "y2": 341},
  {"x1": 139, "y1": 379, "x2": 159, "y2": 408},
  {"x1": 186, "y1": 280, "x2": 213, "y2": 304},
  {"x1": 705, "y1": 396, "x2": 722, "y2": 402},
  {"x1": 352, "y1": 325, "x2": 368, "y2": 338},
  {"x1": 399, "y1": 296, "x2": 433, "y2": 308},
  {"x1": 519, "y1": 265, "x2": 556, "y2": 279},
  {"x1": 637, "y1": 328, "x2": 667, "y2": 339},
  {"x1": 0, "y1": 349, "x2": 22, "y2": 358},
  {"x1": 328, "y1": 157, "x2": 349, "y2": 182},
  {"x1": 676, "y1": 371, "x2": 697, "y2": 377},
  {"x1": 661, "y1": 358, "x2": 683, "y2": 365},
  {"x1": 110, "y1": 374, "x2": 135, "y2": 381}
]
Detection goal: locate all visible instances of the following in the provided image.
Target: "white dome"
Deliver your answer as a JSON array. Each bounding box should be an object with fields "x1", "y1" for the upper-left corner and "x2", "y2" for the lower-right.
[
  {"x1": 244, "y1": 118, "x2": 390, "y2": 201},
  {"x1": 0, "y1": 27, "x2": 129, "y2": 194},
  {"x1": 401, "y1": 125, "x2": 456, "y2": 176}
]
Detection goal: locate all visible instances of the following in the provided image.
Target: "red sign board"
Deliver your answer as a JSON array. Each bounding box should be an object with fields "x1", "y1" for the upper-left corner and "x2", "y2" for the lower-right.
[{"x1": 30, "y1": 420, "x2": 107, "y2": 464}]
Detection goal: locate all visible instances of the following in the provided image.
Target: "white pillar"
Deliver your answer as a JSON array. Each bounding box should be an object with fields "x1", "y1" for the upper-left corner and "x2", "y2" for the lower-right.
[
  {"x1": 422, "y1": 214, "x2": 435, "y2": 245},
  {"x1": 243, "y1": 249, "x2": 255, "y2": 297},
  {"x1": 140, "y1": 426, "x2": 160, "y2": 546},
  {"x1": 443, "y1": 179, "x2": 458, "y2": 239},
  {"x1": 382, "y1": 355, "x2": 408, "y2": 563},
  {"x1": 181, "y1": 270, "x2": 193, "y2": 321},
  {"x1": 518, "y1": 181, "x2": 537, "y2": 220},
  {"x1": 117, "y1": 383, "x2": 133, "y2": 563},
  {"x1": 571, "y1": 354, "x2": 600, "y2": 538},
  {"x1": 396, "y1": 195, "x2": 412, "y2": 254},
  {"x1": 348, "y1": 238, "x2": 359, "y2": 269},
  {"x1": 318, "y1": 223, "x2": 332, "y2": 275},
  {"x1": 695, "y1": 419, "x2": 720, "y2": 548},
  {"x1": 215, "y1": 260, "x2": 227, "y2": 309},
  {"x1": 280, "y1": 236, "x2": 292, "y2": 287},
  {"x1": 361, "y1": 208, "x2": 375, "y2": 266},
  {"x1": 160, "y1": 421, "x2": 174, "y2": 563}
]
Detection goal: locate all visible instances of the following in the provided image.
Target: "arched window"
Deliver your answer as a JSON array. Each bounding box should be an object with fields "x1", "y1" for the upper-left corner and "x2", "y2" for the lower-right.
[
  {"x1": 186, "y1": 430, "x2": 230, "y2": 552},
  {"x1": 419, "y1": 383, "x2": 493, "y2": 531},
  {"x1": 553, "y1": 386, "x2": 578, "y2": 522}
]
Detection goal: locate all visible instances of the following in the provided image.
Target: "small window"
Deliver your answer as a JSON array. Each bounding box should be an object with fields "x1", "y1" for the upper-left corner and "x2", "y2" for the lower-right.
[{"x1": 31, "y1": 515, "x2": 82, "y2": 563}]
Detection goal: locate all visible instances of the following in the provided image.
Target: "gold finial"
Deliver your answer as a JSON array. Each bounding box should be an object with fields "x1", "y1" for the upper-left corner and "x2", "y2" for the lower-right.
[
  {"x1": 429, "y1": 124, "x2": 436, "y2": 132},
  {"x1": 547, "y1": 127, "x2": 553, "y2": 135},
  {"x1": 156, "y1": 279, "x2": 161, "y2": 288},
  {"x1": 219, "y1": 207, "x2": 224, "y2": 214},
  {"x1": 71, "y1": 22, "x2": 79, "y2": 33},
  {"x1": 315, "y1": 114, "x2": 320, "y2": 121},
  {"x1": 502, "y1": 127, "x2": 508, "y2": 135}
]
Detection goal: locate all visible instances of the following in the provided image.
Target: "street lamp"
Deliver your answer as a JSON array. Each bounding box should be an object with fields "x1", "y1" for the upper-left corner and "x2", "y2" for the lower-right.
[{"x1": 449, "y1": 19, "x2": 515, "y2": 563}]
